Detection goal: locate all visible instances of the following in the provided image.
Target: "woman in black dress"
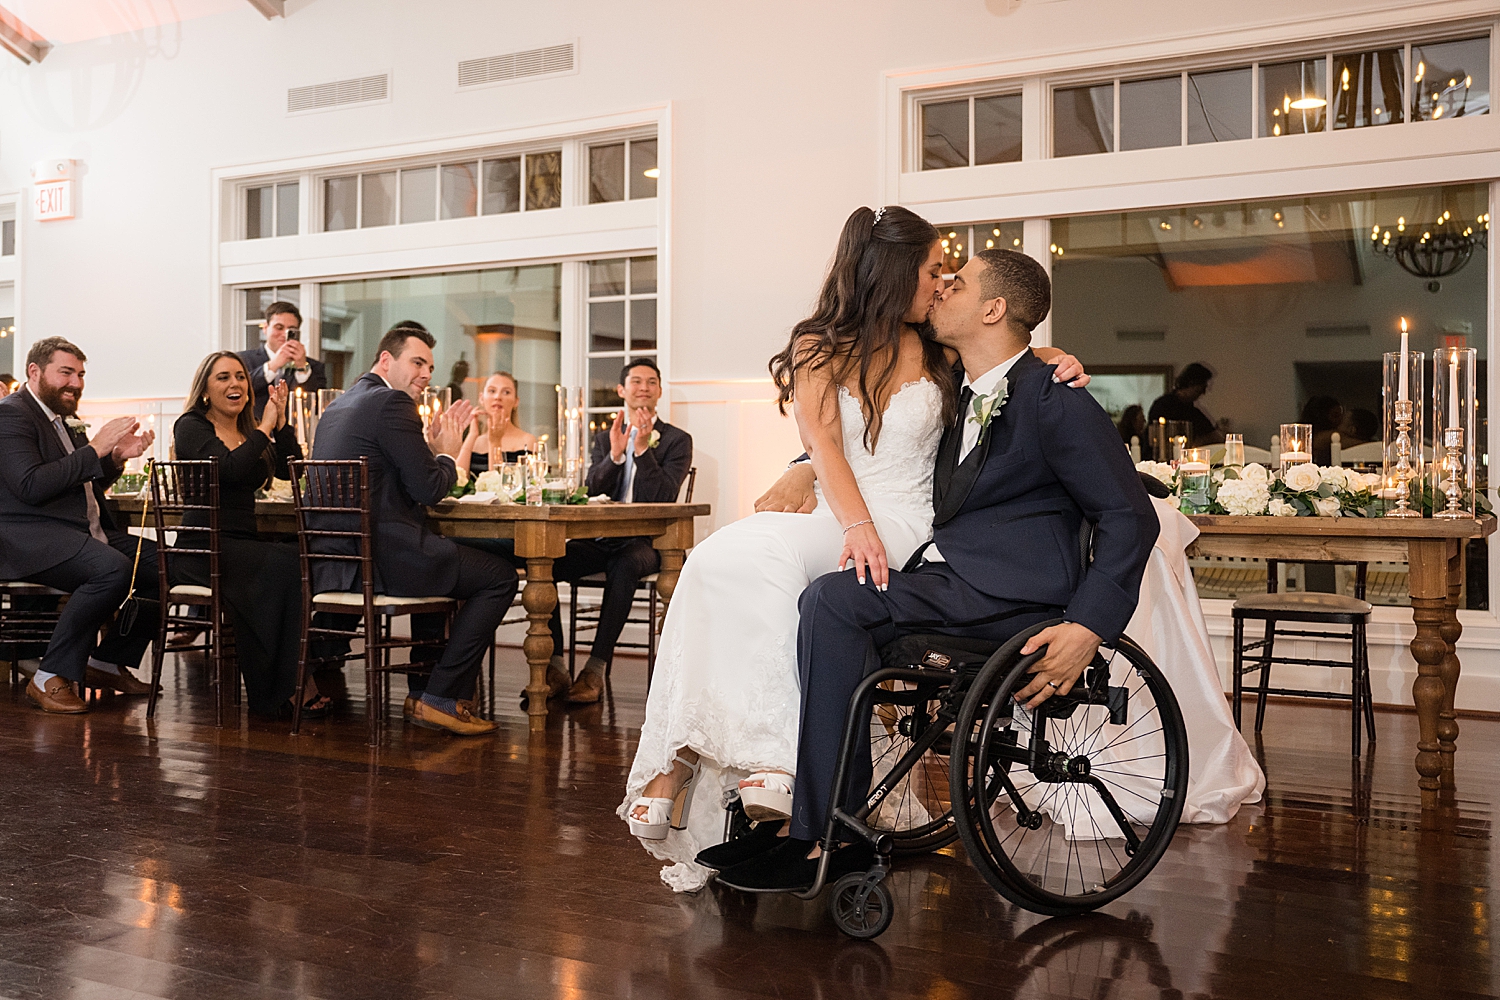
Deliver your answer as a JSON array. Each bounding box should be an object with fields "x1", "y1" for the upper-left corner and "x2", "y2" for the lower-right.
[
  {"x1": 457, "y1": 371, "x2": 536, "y2": 475},
  {"x1": 172, "y1": 351, "x2": 329, "y2": 717}
]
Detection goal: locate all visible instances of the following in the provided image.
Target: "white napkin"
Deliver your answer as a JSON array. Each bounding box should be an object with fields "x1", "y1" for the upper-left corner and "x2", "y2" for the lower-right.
[{"x1": 457, "y1": 492, "x2": 499, "y2": 504}]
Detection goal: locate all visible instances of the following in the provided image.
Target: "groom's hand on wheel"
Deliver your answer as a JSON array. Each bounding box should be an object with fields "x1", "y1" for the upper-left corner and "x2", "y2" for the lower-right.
[
  {"x1": 1015, "y1": 622, "x2": 1103, "y2": 709},
  {"x1": 754, "y1": 464, "x2": 818, "y2": 514}
]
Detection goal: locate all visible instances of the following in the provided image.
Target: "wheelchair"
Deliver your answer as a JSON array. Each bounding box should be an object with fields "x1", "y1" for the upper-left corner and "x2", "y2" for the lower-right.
[{"x1": 785, "y1": 616, "x2": 1189, "y2": 939}]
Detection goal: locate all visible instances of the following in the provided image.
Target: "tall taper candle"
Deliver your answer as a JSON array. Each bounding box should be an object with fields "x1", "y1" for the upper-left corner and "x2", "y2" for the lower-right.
[
  {"x1": 1398, "y1": 317, "x2": 1409, "y2": 401},
  {"x1": 1448, "y1": 350, "x2": 1460, "y2": 429}
]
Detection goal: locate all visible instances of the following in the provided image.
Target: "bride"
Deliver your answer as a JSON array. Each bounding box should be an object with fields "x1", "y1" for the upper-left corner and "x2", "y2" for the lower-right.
[{"x1": 618, "y1": 206, "x2": 1085, "y2": 890}]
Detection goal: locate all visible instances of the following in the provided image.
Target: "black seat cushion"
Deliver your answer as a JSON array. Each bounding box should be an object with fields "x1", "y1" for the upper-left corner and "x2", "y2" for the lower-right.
[{"x1": 880, "y1": 633, "x2": 1002, "y2": 671}]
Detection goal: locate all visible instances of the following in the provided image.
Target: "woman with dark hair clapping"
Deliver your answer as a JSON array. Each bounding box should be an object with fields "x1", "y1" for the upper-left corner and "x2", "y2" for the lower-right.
[{"x1": 173, "y1": 352, "x2": 329, "y2": 717}]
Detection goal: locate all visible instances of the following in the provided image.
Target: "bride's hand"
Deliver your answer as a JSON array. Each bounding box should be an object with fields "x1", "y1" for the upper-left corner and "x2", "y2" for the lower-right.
[
  {"x1": 1050, "y1": 352, "x2": 1090, "y2": 388},
  {"x1": 839, "y1": 521, "x2": 890, "y2": 590}
]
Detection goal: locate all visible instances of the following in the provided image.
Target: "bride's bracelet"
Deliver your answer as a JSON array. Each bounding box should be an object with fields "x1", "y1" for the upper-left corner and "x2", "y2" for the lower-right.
[{"x1": 842, "y1": 519, "x2": 874, "y2": 534}]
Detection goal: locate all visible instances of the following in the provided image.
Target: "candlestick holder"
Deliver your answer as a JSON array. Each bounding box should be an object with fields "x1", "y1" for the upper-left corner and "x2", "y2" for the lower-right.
[
  {"x1": 1432, "y1": 347, "x2": 1476, "y2": 519},
  {"x1": 1381, "y1": 350, "x2": 1424, "y2": 517}
]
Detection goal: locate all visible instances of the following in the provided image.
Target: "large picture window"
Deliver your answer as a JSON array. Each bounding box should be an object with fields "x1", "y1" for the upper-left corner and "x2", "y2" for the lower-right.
[
  {"x1": 1046, "y1": 183, "x2": 1490, "y2": 606},
  {"x1": 319, "y1": 264, "x2": 562, "y2": 440},
  {"x1": 586, "y1": 255, "x2": 658, "y2": 420}
]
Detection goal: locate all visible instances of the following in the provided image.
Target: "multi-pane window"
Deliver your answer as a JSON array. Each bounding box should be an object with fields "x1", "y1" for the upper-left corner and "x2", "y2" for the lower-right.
[
  {"x1": 241, "y1": 286, "x2": 301, "y2": 350},
  {"x1": 589, "y1": 139, "x2": 659, "y2": 203},
  {"x1": 921, "y1": 93, "x2": 1022, "y2": 169},
  {"x1": 937, "y1": 222, "x2": 1025, "y2": 275},
  {"x1": 322, "y1": 151, "x2": 562, "y2": 232},
  {"x1": 586, "y1": 256, "x2": 658, "y2": 417},
  {"x1": 246, "y1": 182, "x2": 299, "y2": 238},
  {"x1": 1040, "y1": 30, "x2": 1489, "y2": 157},
  {"x1": 1, "y1": 219, "x2": 14, "y2": 256}
]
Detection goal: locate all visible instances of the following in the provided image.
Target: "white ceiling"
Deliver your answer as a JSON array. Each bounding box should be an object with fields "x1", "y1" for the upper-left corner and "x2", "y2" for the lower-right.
[{"x1": 5, "y1": 0, "x2": 246, "y2": 45}]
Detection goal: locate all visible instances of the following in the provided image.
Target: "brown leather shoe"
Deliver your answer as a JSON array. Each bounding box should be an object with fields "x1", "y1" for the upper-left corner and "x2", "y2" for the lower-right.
[
  {"x1": 26, "y1": 676, "x2": 88, "y2": 714},
  {"x1": 518, "y1": 665, "x2": 573, "y2": 702},
  {"x1": 565, "y1": 668, "x2": 605, "y2": 704},
  {"x1": 403, "y1": 695, "x2": 417, "y2": 719},
  {"x1": 409, "y1": 698, "x2": 498, "y2": 736},
  {"x1": 84, "y1": 665, "x2": 156, "y2": 696}
]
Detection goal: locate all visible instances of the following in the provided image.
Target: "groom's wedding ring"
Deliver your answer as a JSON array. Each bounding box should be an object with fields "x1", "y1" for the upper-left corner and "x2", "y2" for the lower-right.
[{"x1": 1045, "y1": 680, "x2": 1060, "y2": 690}]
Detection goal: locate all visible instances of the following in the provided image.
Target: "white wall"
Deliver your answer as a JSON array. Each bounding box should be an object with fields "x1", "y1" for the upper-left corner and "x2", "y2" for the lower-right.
[{"x1": 4, "y1": 0, "x2": 1499, "y2": 708}]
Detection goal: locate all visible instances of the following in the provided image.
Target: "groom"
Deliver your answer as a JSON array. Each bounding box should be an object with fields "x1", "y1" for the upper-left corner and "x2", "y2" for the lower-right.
[{"x1": 718, "y1": 249, "x2": 1159, "y2": 890}]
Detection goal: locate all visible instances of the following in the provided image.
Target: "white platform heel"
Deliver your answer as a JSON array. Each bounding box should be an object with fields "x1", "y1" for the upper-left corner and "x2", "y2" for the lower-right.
[
  {"x1": 738, "y1": 770, "x2": 794, "y2": 822},
  {"x1": 627, "y1": 753, "x2": 702, "y2": 841}
]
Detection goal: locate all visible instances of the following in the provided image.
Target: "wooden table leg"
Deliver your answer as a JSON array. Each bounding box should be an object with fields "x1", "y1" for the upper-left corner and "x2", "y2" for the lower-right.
[
  {"x1": 1438, "y1": 540, "x2": 1465, "y2": 768},
  {"x1": 1407, "y1": 538, "x2": 1453, "y2": 806},
  {"x1": 651, "y1": 518, "x2": 695, "y2": 626},
  {"x1": 516, "y1": 523, "x2": 565, "y2": 728}
]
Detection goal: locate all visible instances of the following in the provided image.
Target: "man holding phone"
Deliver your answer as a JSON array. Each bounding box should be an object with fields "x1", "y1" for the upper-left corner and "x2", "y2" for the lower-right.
[{"x1": 238, "y1": 301, "x2": 327, "y2": 421}]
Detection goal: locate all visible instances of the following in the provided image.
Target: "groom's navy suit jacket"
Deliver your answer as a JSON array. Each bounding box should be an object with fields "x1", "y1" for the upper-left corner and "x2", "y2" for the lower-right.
[{"x1": 928, "y1": 351, "x2": 1157, "y2": 642}]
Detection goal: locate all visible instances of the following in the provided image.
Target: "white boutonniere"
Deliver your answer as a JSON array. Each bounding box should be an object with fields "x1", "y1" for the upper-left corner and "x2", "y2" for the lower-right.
[
  {"x1": 967, "y1": 380, "x2": 1008, "y2": 432},
  {"x1": 64, "y1": 416, "x2": 89, "y2": 434},
  {"x1": 647, "y1": 429, "x2": 661, "y2": 449}
]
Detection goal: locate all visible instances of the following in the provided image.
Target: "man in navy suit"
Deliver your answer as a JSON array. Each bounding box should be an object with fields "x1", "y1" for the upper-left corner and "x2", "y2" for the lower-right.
[
  {"x1": 719, "y1": 250, "x2": 1159, "y2": 889},
  {"x1": 0, "y1": 337, "x2": 158, "y2": 712},
  {"x1": 556, "y1": 359, "x2": 692, "y2": 703},
  {"x1": 238, "y1": 301, "x2": 327, "y2": 421},
  {"x1": 311, "y1": 324, "x2": 517, "y2": 736}
]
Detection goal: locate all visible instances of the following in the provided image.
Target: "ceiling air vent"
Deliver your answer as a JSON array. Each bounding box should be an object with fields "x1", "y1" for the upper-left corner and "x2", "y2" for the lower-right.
[
  {"x1": 458, "y1": 43, "x2": 575, "y2": 89},
  {"x1": 287, "y1": 73, "x2": 389, "y2": 114}
]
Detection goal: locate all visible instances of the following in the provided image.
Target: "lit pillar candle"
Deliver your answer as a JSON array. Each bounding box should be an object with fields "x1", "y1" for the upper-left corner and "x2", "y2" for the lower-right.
[
  {"x1": 1448, "y1": 351, "x2": 1460, "y2": 430},
  {"x1": 1398, "y1": 317, "x2": 1409, "y2": 401}
]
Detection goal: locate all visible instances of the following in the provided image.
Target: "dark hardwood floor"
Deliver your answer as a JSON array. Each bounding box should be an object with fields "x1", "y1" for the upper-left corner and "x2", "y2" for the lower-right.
[{"x1": 1, "y1": 649, "x2": 1494, "y2": 1000}]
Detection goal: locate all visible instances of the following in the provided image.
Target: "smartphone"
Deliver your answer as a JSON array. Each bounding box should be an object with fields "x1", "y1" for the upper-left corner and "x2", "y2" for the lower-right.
[{"x1": 287, "y1": 328, "x2": 301, "y2": 342}]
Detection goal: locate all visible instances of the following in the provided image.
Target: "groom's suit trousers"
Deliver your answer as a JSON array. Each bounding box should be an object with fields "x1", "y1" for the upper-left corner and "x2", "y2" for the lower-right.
[{"x1": 789, "y1": 561, "x2": 1056, "y2": 841}]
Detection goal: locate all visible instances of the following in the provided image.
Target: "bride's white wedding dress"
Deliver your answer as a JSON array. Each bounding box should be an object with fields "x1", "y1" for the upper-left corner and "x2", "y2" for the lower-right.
[{"x1": 619, "y1": 379, "x2": 945, "y2": 891}]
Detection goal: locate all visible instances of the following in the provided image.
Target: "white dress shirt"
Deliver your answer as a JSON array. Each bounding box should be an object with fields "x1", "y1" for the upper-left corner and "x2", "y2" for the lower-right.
[{"x1": 926, "y1": 347, "x2": 1030, "y2": 564}]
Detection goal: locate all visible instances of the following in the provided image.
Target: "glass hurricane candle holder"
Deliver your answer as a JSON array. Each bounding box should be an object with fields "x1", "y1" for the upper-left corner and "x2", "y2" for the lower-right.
[
  {"x1": 1432, "y1": 347, "x2": 1477, "y2": 519},
  {"x1": 417, "y1": 386, "x2": 452, "y2": 432},
  {"x1": 1177, "y1": 447, "x2": 1213, "y2": 512},
  {"x1": 1382, "y1": 349, "x2": 1424, "y2": 517},
  {"x1": 556, "y1": 386, "x2": 588, "y2": 492},
  {"x1": 1278, "y1": 423, "x2": 1312, "y2": 474},
  {"x1": 1221, "y1": 434, "x2": 1245, "y2": 468}
]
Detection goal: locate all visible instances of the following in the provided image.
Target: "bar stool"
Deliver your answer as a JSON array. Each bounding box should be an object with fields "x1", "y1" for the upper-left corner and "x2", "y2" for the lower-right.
[
  {"x1": 1231, "y1": 591, "x2": 1376, "y2": 756},
  {"x1": 567, "y1": 467, "x2": 696, "y2": 685}
]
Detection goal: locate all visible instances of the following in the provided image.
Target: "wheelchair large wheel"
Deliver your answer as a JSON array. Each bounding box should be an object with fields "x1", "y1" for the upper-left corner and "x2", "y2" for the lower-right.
[
  {"x1": 866, "y1": 679, "x2": 958, "y2": 855},
  {"x1": 950, "y1": 635, "x2": 1188, "y2": 916}
]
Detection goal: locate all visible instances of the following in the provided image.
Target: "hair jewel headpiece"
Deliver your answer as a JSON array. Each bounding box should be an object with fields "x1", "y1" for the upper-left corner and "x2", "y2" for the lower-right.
[{"x1": 872, "y1": 207, "x2": 885, "y2": 226}]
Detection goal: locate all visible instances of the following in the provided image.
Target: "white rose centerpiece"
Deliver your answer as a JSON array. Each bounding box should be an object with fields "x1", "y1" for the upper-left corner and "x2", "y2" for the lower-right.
[
  {"x1": 1281, "y1": 462, "x2": 1323, "y2": 494},
  {"x1": 1215, "y1": 478, "x2": 1270, "y2": 516}
]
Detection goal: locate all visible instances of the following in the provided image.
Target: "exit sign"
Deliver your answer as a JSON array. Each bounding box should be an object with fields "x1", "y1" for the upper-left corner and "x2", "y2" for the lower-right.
[{"x1": 34, "y1": 180, "x2": 73, "y2": 221}]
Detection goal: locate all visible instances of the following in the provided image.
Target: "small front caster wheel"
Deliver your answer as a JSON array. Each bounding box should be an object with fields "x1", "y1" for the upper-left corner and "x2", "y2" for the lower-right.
[{"x1": 829, "y1": 872, "x2": 894, "y2": 939}]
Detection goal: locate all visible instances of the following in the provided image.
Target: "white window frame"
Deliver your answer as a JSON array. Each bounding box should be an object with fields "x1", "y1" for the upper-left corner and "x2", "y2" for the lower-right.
[
  {"x1": 582, "y1": 129, "x2": 661, "y2": 205},
  {"x1": 209, "y1": 105, "x2": 672, "y2": 419},
  {"x1": 0, "y1": 195, "x2": 18, "y2": 367}
]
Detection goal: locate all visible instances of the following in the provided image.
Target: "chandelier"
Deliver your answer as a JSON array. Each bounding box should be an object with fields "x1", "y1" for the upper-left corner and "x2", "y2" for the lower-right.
[{"x1": 1371, "y1": 209, "x2": 1490, "y2": 279}]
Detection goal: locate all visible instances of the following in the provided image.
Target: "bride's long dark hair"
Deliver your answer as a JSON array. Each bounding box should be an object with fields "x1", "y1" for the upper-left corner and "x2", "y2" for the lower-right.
[{"x1": 769, "y1": 206, "x2": 955, "y2": 449}]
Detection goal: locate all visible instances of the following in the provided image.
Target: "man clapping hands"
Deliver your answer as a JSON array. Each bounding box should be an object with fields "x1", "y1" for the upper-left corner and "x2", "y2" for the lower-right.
[{"x1": 0, "y1": 337, "x2": 161, "y2": 713}]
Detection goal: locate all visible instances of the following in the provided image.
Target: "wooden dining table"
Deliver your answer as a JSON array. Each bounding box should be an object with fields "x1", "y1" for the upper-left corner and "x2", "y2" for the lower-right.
[
  {"x1": 1186, "y1": 513, "x2": 1496, "y2": 806},
  {"x1": 115, "y1": 496, "x2": 709, "y2": 726}
]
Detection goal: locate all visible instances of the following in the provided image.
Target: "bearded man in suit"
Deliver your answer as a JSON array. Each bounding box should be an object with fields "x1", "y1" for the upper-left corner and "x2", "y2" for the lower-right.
[{"x1": 0, "y1": 337, "x2": 158, "y2": 712}]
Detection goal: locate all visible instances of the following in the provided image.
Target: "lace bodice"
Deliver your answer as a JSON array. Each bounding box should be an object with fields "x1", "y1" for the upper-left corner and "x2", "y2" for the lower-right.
[{"x1": 815, "y1": 379, "x2": 944, "y2": 519}]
